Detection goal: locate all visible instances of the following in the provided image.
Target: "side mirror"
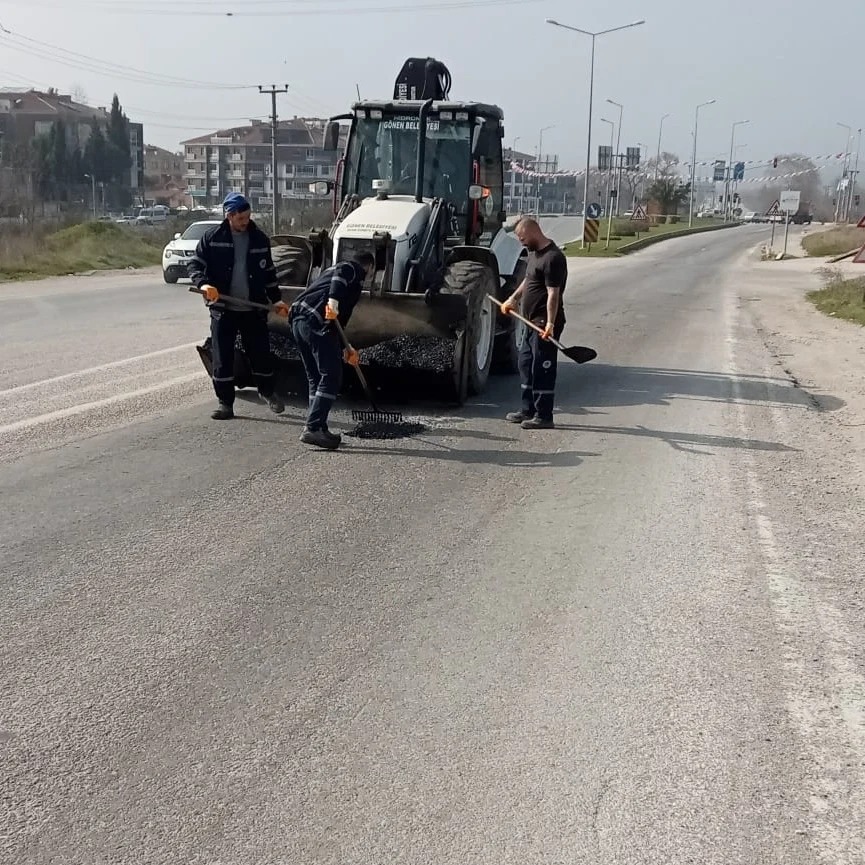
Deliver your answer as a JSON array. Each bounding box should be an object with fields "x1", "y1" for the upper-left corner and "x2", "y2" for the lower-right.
[
  {"x1": 468, "y1": 184, "x2": 483, "y2": 201},
  {"x1": 174, "y1": 232, "x2": 181, "y2": 239},
  {"x1": 323, "y1": 121, "x2": 340, "y2": 152},
  {"x1": 309, "y1": 181, "x2": 331, "y2": 196}
]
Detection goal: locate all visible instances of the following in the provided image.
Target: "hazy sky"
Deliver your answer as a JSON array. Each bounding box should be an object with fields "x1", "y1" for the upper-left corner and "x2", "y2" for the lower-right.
[{"x1": 0, "y1": 0, "x2": 861, "y2": 174}]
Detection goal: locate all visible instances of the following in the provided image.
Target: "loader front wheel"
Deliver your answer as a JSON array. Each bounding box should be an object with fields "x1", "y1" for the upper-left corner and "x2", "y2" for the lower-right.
[
  {"x1": 444, "y1": 260, "x2": 496, "y2": 402},
  {"x1": 272, "y1": 244, "x2": 311, "y2": 286}
]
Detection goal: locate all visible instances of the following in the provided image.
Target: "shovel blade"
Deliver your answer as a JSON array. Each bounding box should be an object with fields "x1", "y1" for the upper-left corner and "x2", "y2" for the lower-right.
[{"x1": 562, "y1": 345, "x2": 597, "y2": 364}]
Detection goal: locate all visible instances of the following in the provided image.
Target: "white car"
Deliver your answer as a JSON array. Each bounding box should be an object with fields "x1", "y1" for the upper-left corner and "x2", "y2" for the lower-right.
[{"x1": 162, "y1": 220, "x2": 220, "y2": 284}]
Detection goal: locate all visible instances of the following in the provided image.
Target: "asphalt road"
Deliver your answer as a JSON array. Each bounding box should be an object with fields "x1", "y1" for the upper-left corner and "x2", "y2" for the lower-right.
[{"x1": 3, "y1": 223, "x2": 864, "y2": 864}]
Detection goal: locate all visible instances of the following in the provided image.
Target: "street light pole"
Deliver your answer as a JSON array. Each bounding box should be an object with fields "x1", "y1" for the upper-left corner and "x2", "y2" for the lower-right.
[
  {"x1": 600, "y1": 117, "x2": 614, "y2": 219},
  {"x1": 836, "y1": 122, "x2": 852, "y2": 224},
  {"x1": 606, "y1": 98, "x2": 623, "y2": 216},
  {"x1": 689, "y1": 98, "x2": 716, "y2": 227},
  {"x1": 84, "y1": 173, "x2": 96, "y2": 219},
  {"x1": 536, "y1": 125, "x2": 554, "y2": 214},
  {"x1": 849, "y1": 128, "x2": 862, "y2": 222},
  {"x1": 546, "y1": 17, "x2": 645, "y2": 248},
  {"x1": 726, "y1": 119, "x2": 749, "y2": 222},
  {"x1": 511, "y1": 135, "x2": 520, "y2": 213},
  {"x1": 656, "y1": 113, "x2": 669, "y2": 180}
]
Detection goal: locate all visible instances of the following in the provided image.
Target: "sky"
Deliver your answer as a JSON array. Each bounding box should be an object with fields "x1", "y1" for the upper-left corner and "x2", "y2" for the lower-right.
[{"x1": 0, "y1": 0, "x2": 862, "y2": 175}]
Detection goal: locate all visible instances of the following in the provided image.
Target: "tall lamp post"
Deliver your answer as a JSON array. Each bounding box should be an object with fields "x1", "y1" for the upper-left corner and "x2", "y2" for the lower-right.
[
  {"x1": 655, "y1": 112, "x2": 669, "y2": 179},
  {"x1": 511, "y1": 135, "x2": 521, "y2": 213},
  {"x1": 84, "y1": 173, "x2": 97, "y2": 219},
  {"x1": 535, "y1": 125, "x2": 554, "y2": 214},
  {"x1": 606, "y1": 98, "x2": 624, "y2": 215},
  {"x1": 689, "y1": 98, "x2": 716, "y2": 227},
  {"x1": 600, "y1": 117, "x2": 614, "y2": 218},
  {"x1": 546, "y1": 16, "x2": 645, "y2": 247},
  {"x1": 848, "y1": 128, "x2": 862, "y2": 222},
  {"x1": 836, "y1": 122, "x2": 852, "y2": 223},
  {"x1": 726, "y1": 119, "x2": 749, "y2": 222}
]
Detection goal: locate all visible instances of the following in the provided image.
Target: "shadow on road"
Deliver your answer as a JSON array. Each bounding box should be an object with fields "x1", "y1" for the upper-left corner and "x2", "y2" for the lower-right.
[{"x1": 553, "y1": 362, "x2": 845, "y2": 413}]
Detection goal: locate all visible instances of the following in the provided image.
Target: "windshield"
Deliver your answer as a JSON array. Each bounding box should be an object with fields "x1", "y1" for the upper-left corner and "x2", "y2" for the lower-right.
[
  {"x1": 182, "y1": 223, "x2": 217, "y2": 240},
  {"x1": 343, "y1": 114, "x2": 472, "y2": 202}
]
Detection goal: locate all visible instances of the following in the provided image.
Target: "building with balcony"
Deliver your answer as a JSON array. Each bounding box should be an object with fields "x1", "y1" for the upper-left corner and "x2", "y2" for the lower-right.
[{"x1": 181, "y1": 117, "x2": 345, "y2": 211}]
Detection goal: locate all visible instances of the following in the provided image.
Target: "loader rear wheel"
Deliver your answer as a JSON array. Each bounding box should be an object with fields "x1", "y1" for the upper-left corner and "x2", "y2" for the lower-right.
[
  {"x1": 272, "y1": 245, "x2": 311, "y2": 285},
  {"x1": 443, "y1": 260, "x2": 496, "y2": 403}
]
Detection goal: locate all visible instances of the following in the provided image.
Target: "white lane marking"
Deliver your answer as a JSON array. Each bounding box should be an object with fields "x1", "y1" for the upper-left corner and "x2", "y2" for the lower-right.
[
  {"x1": 0, "y1": 341, "x2": 201, "y2": 397},
  {"x1": 0, "y1": 373, "x2": 206, "y2": 435},
  {"x1": 725, "y1": 286, "x2": 865, "y2": 860}
]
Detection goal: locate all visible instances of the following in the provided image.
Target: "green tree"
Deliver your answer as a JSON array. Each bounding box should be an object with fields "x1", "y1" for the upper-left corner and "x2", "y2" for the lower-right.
[
  {"x1": 83, "y1": 122, "x2": 109, "y2": 183},
  {"x1": 106, "y1": 93, "x2": 131, "y2": 183},
  {"x1": 647, "y1": 177, "x2": 691, "y2": 216}
]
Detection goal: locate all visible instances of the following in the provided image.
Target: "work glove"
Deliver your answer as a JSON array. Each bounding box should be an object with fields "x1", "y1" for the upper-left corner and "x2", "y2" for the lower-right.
[
  {"x1": 501, "y1": 298, "x2": 516, "y2": 315},
  {"x1": 343, "y1": 346, "x2": 360, "y2": 367},
  {"x1": 202, "y1": 284, "x2": 219, "y2": 303},
  {"x1": 272, "y1": 301, "x2": 290, "y2": 318},
  {"x1": 540, "y1": 322, "x2": 554, "y2": 341},
  {"x1": 324, "y1": 299, "x2": 339, "y2": 320}
]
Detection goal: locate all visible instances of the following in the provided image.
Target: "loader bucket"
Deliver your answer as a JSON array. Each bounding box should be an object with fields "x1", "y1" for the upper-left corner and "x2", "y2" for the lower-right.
[{"x1": 271, "y1": 286, "x2": 468, "y2": 348}]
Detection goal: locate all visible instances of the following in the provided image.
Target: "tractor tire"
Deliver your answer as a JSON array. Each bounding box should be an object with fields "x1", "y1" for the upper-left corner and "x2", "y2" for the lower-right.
[
  {"x1": 491, "y1": 256, "x2": 526, "y2": 375},
  {"x1": 272, "y1": 244, "x2": 311, "y2": 286},
  {"x1": 443, "y1": 260, "x2": 496, "y2": 402}
]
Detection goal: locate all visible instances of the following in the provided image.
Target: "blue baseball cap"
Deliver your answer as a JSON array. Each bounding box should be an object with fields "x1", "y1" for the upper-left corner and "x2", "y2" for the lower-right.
[{"x1": 223, "y1": 192, "x2": 250, "y2": 214}]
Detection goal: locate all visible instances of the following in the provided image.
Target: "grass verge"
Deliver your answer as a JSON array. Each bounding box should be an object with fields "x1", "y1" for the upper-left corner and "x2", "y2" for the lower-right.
[
  {"x1": 562, "y1": 217, "x2": 721, "y2": 257},
  {"x1": 806, "y1": 272, "x2": 865, "y2": 326},
  {"x1": 801, "y1": 225, "x2": 865, "y2": 258},
  {"x1": 0, "y1": 221, "x2": 164, "y2": 282}
]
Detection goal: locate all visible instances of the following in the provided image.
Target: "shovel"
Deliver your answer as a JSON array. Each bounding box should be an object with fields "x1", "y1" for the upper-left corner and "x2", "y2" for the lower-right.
[
  {"x1": 488, "y1": 294, "x2": 597, "y2": 364},
  {"x1": 332, "y1": 318, "x2": 404, "y2": 425},
  {"x1": 188, "y1": 285, "x2": 288, "y2": 317}
]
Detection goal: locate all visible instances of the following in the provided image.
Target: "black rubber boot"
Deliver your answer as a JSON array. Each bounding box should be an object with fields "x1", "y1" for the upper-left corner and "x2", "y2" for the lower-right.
[{"x1": 211, "y1": 403, "x2": 234, "y2": 420}]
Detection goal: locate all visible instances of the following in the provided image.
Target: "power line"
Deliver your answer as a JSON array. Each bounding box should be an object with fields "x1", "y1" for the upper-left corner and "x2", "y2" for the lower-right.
[{"x1": 0, "y1": 0, "x2": 541, "y2": 15}]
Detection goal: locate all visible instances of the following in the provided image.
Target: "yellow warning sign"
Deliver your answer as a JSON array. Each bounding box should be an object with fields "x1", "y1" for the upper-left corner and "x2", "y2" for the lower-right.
[{"x1": 583, "y1": 218, "x2": 600, "y2": 243}]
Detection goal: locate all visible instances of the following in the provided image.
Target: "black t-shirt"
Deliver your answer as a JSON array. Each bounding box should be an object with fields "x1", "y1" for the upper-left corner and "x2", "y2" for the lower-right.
[{"x1": 522, "y1": 241, "x2": 568, "y2": 328}]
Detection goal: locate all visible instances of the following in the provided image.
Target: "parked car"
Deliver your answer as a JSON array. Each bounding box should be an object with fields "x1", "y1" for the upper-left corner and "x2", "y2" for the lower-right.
[{"x1": 162, "y1": 220, "x2": 220, "y2": 284}]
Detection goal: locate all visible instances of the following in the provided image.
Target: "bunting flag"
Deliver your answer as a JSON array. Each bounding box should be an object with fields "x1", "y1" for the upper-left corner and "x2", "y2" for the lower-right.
[{"x1": 508, "y1": 152, "x2": 849, "y2": 186}]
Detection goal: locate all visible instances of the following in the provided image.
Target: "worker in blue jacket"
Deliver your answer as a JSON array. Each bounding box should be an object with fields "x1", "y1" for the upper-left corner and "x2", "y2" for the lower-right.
[
  {"x1": 290, "y1": 252, "x2": 376, "y2": 449},
  {"x1": 189, "y1": 192, "x2": 289, "y2": 420}
]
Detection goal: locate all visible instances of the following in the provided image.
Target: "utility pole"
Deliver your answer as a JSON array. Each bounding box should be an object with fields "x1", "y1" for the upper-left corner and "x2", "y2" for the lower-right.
[{"x1": 259, "y1": 84, "x2": 289, "y2": 234}]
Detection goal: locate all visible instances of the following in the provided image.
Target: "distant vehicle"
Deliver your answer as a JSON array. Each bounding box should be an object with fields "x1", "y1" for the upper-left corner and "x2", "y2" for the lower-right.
[
  {"x1": 136, "y1": 205, "x2": 170, "y2": 225},
  {"x1": 162, "y1": 219, "x2": 220, "y2": 283},
  {"x1": 790, "y1": 211, "x2": 813, "y2": 225}
]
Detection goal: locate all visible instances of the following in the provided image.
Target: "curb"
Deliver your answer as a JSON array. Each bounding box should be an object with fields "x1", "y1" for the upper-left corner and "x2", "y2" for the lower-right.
[{"x1": 616, "y1": 220, "x2": 742, "y2": 255}]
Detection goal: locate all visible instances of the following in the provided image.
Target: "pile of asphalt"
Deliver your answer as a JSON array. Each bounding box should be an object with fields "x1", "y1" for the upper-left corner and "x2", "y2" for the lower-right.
[{"x1": 359, "y1": 336, "x2": 455, "y2": 373}]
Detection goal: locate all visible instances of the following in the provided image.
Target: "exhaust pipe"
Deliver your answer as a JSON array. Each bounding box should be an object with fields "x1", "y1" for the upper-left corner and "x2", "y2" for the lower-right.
[{"x1": 414, "y1": 98, "x2": 433, "y2": 203}]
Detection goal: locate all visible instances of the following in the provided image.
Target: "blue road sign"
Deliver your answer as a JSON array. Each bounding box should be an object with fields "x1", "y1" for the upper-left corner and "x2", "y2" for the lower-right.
[
  {"x1": 586, "y1": 202, "x2": 602, "y2": 219},
  {"x1": 734, "y1": 161, "x2": 745, "y2": 181}
]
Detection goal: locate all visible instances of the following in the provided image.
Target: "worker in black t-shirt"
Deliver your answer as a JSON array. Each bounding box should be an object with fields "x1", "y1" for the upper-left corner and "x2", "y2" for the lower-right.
[{"x1": 500, "y1": 217, "x2": 568, "y2": 429}]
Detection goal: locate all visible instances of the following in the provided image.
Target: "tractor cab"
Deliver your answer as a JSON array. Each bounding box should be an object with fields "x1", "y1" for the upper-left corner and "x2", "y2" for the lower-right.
[{"x1": 330, "y1": 100, "x2": 506, "y2": 247}]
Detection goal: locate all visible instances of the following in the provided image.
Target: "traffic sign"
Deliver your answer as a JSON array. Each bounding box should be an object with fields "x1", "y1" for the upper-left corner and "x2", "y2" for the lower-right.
[
  {"x1": 766, "y1": 200, "x2": 781, "y2": 217},
  {"x1": 584, "y1": 218, "x2": 600, "y2": 243},
  {"x1": 586, "y1": 202, "x2": 602, "y2": 219},
  {"x1": 857, "y1": 214, "x2": 865, "y2": 228},
  {"x1": 780, "y1": 190, "x2": 801, "y2": 212},
  {"x1": 631, "y1": 204, "x2": 648, "y2": 221}
]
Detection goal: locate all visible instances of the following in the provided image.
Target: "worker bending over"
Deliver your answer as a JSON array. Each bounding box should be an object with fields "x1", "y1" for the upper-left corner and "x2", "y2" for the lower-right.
[
  {"x1": 501, "y1": 217, "x2": 568, "y2": 429},
  {"x1": 290, "y1": 253, "x2": 376, "y2": 449},
  {"x1": 189, "y1": 192, "x2": 289, "y2": 420}
]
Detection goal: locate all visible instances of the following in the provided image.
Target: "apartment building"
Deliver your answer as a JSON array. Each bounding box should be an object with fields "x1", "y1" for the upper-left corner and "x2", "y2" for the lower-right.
[
  {"x1": 503, "y1": 147, "x2": 571, "y2": 214},
  {"x1": 181, "y1": 117, "x2": 344, "y2": 210}
]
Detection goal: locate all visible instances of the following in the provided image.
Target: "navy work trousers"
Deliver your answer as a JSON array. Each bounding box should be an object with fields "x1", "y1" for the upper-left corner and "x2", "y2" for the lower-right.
[
  {"x1": 210, "y1": 308, "x2": 275, "y2": 406},
  {"x1": 291, "y1": 315, "x2": 343, "y2": 431},
  {"x1": 519, "y1": 327, "x2": 560, "y2": 421}
]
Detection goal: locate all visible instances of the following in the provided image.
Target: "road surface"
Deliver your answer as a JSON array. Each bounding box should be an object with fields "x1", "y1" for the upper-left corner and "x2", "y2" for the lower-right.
[{"x1": 3, "y1": 223, "x2": 864, "y2": 865}]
